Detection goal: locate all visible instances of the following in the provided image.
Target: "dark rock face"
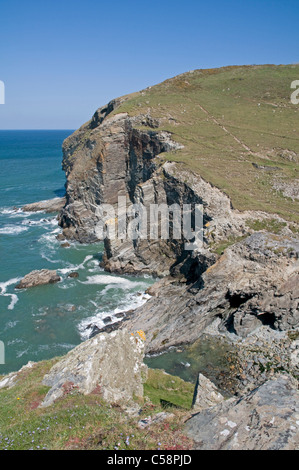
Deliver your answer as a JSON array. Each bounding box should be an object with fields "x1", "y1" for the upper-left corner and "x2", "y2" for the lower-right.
[
  {"x1": 185, "y1": 374, "x2": 299, "y2": 450},
  {"x1": 15, "y1": 270, "x2": 61, "y2": 289}
]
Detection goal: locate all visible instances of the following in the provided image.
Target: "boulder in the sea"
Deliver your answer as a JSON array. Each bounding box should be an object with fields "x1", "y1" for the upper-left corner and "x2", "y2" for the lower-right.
[
  {"x1": 15, "y1": 269, "x2": 61, "y2": 289},
  {"x1": 67, "y1": 272, "x2": 79, "y2": 278},
  {"x1": 40, "y1": 328, "x2": 147, "y2": 407}
]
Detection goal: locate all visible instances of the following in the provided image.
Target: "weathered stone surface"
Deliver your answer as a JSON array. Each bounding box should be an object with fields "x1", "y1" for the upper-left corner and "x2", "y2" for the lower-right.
[
  {"x1": 0, "y1": 361, "x2": 36, "y2": 390},
  {"x1": 23, "y1": 197, "x2": 66, "y2": 213},
  {"x1": 15, "y1": 270, "x2": 61, "y2": 289},
  {"x1": 58, "y1": 104, "x2": 183, "y2": 257},
  {"x1": 41, "y1": 329, "x2": 147, "y2": 407},
  {"x1": 122, "y1": 232, "x2": 299, "y2": 353},
  {"x1": 192, "y1": 373, "x2": 224, "y2": 412},
  {"x1": 185, "y1": 374, "x2": 299, "y2": 450},
  {"x1": 58, "y1": 99, "x2": 299, "y2": 352},
  {"x1": 138, "y1": 412, "x2": 175, "y2": 429}
]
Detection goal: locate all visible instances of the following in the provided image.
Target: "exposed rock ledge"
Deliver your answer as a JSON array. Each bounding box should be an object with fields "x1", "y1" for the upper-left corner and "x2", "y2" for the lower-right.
[{"x1": 22, "y1": 197, "x2": 66, "y2": 213}]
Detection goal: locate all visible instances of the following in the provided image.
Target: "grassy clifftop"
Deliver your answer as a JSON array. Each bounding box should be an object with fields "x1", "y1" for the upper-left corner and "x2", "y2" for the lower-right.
[
  {"x1": 111, "y1": 64, "x2": 299, "y2": 222},
  {"x1": 0, "y1": 362, "x2": 194, "y2": 450}
]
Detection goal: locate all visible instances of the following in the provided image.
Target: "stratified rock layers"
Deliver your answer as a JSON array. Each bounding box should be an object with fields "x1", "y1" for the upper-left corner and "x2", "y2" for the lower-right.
[{"x1": 58, "y1": 98, "x2": 299, "y2": 356}]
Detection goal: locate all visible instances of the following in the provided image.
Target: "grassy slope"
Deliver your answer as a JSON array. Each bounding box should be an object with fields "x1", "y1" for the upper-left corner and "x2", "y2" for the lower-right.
[
  {"x1": 0, "y1": 362, "x2": 194, "y2": 450},
  {"x1": 112, "y1": 64, "x2": 299, "y2": 222}
]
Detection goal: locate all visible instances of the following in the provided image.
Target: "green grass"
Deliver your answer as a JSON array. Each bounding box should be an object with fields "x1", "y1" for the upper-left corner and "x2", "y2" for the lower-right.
[
  {"x1": 210, "y1": 235, "x2": 248, "y2": 255},
  {"x1": 143, "y1": 369, "x2": 194, "y2": 410},
  {"x1": 245, "y1": 218, "x2": 287, "y2": 234},
  {"x1": 108, "y1": 64, "x2": 299, "y2": 223},
  {"x1": 0, "y1": 361, "x2": 194, "y2": 450}
]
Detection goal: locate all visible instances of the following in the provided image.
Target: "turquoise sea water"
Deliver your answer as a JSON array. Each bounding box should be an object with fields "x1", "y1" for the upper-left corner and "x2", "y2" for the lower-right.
[{"x1": 0, "y1": 131, "x2": 152, "y2": 374}]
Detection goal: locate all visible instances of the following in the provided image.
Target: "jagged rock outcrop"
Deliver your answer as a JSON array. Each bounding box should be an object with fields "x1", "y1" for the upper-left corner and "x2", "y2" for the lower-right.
[
  {"x1": 41, "y1": 329, "x2": 147, "y2": 408},
  {"x1": 185, "y1": 374, "x2": 299, "y2": 450},
  {"x1": 59, "y1": 105, "x2": 181, "y2": 237},
  {"x1": 121, "y1": 232, "x2": 299, "y2": 353},
  {"x1": 15, "y1": 270, "x2": 61, "y2": 289},
  {"x1": 192, "y1": 373, "x2": 224, "y2": 412}
]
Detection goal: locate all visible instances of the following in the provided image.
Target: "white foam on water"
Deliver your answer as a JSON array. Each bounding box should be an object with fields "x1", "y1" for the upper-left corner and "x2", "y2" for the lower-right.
[
  {"x1": 39, "y1": 224, "x2": 63, "y2": 263},
  {"x1": 13, "y1": 210, "x2": 33, "y2": 218},
  {"x1": 7, "y1": 337, "x2": 23, "y2": 345},
  {"x1": 80, "y1": 274, "x2": 147, "y2": 290},
  {"x1": 6, "y1": 293, "x2": 19, "y2": 310},
  {"x1": 20, "y1": 216, "x2": 58, "y2": 227},
  {"x1": 0, "y1": 207, "x2": 14, "y2": 215},
  {"x1": 57, "y1": 255, "x2": 95, "y2": 275},
  {"x1": 0, "y1": 225, "x2": 29, "y2": 235},
  {"x1": 0, "y1": 277, "x2": 21, "y2": 310},
  {"x1": 77, "y1": 291, "x2": 151, "y2": 341},
  {"x1": 39, "y1": 231, "x2": 60, "y2": 246},
  {"x1": 0, "y1": 207, "x2": 28, "y2": 217},
  {"x1": 16, "y1": 348, "x2": 29, "y2": 358},
  {"x1": 0, "y1": 277, "x2": 21, "y2": 293},
  {"x1": 37, "y1": 343, "x2": 76, "y2": 353}
]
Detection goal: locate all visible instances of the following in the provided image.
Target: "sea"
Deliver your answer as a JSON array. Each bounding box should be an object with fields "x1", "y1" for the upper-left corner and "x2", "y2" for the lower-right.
[{"x1": 0, "y1": 130, "x2": 153, "y2": 375}]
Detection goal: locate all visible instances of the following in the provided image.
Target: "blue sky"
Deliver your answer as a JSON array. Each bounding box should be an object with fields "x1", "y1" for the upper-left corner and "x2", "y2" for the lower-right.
[{"x1": 0, "y1": 0, "x2": 298, "y2": 129}]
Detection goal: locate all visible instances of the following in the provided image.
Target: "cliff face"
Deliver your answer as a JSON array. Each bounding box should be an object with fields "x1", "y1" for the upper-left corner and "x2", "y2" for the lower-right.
[
  {"x1": 59, "y1": 97, "x2": 265, "y2": 277},
  {"x1": 58, "y1": 67, "x2": 299, "y2": 362},
  {"x1": 59, "y1": 101, "x2": 189, "y2": 276}
]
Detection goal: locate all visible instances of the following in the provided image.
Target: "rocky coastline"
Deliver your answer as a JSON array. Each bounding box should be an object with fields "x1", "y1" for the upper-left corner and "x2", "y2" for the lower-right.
[{"x1": 2, "y1": 67, "x2": 298, "y2": 450}]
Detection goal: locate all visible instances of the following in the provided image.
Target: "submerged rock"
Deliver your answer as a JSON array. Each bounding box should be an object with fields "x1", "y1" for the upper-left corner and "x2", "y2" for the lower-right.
[
  {"x1": 40, "y1": 329, "x2": 147, "y2": 407},
  {"x1": 15, "y1": 269, "x2": 61, "y2": 289},
  {"x1": 67, "y1": 272, "x2": 79, "y2": 278}
]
